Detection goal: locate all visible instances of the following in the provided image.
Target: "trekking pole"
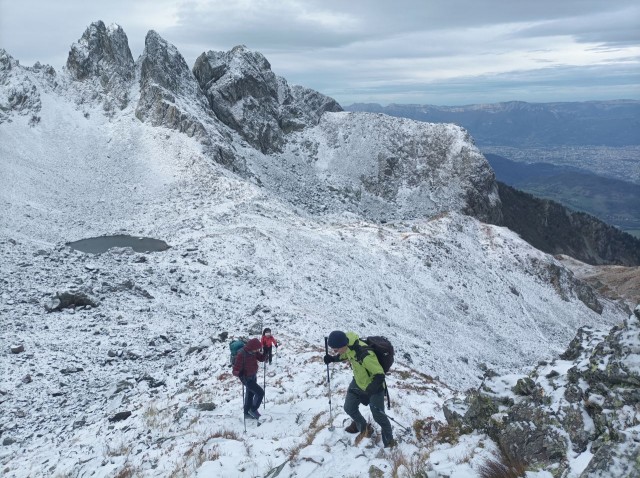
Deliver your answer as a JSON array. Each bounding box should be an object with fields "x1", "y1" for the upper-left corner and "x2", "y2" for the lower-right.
[
  {"x1": 242, "y1": 383, "x2": 247, "y2": 433},
  {"x1": 369, "y1": 403, "x2": 411, "y2": 434},
  {"x1": 263, "y1": 359, "x2": 267, "y2": 408},
  {"x1": 324, "y1": 337, "x2": 335, "y2": 431}
]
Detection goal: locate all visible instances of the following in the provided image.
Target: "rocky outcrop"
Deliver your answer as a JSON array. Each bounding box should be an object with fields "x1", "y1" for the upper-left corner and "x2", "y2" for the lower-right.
[
  {"x1": 134, "y1": 31, "x2": 240, "y2": 171},
  {"x1": 193, "y1": 45, "x2": 342, "y2": 153},
  {"x1": 0, "y1": 50, "x2": 47, "y2": 124},
  {"x1": 444, "y1": 305, "x2": 640, "y2": 477},
  {"x1": 135, "y1": 30, "x2": 209, "y2": 138},
  {"x1": 498, "y1": 182, "x2": 640, "y2": 266},
  {"x1": 267, "y1": 112, "x2": 503, "y2": 224},
  {"x1": 66, "y1": 21, "x2": 134, "y2": 111},
  {"x1": 529, "y1": 258, "x2": 603, "y2": 313}
]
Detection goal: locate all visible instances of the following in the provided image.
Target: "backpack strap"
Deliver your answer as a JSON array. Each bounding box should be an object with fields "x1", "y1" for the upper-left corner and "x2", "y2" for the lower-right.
[{"x1": 350, "y1": 340, "x2": 372, "y2": 364}]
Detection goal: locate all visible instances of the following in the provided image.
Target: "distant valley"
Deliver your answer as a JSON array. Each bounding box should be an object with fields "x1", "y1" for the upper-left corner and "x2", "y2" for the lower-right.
[{"x1": 486, "y1": 153, "x2": 640, "y2": 237}]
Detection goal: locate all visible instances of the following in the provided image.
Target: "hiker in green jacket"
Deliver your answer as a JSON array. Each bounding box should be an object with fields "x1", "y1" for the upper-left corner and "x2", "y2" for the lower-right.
[{"x1": 324, "y1": 330, "x2": 396, "y2": 448}]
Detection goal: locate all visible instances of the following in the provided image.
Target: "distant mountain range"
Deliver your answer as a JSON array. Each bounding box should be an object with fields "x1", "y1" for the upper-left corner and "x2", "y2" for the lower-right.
[{"x1": 345, "y1": 100, "x2": 640, "y2": 147}]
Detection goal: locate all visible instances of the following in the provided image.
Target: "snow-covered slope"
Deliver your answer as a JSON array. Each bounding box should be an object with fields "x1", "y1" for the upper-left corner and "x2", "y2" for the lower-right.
[{"x1": 0, "y1": 21, "x2": 631, "y2": 478}]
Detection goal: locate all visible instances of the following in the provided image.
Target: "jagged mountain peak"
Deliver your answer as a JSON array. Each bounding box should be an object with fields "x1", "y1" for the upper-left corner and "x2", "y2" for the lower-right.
[
  {"x1": 66, "y1": 21, "x2": 133, "y2": 81},
  {"x1": 65, "y1": 20, "x2": 134, "y2": 110},
  {"x1": 138, "y1": 29, "x2": 200, "y2": 97},
  {"x1": 134, "y1": 28, "x2": 234, "y2": 151},
  {"x1": 193, "y1": 44, "x2": 342, "y2": 153}
]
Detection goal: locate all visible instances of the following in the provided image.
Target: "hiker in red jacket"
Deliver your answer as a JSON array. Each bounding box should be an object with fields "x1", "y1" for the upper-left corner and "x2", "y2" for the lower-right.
[
  {"x1": 260, "y1": 328, "x2": 279, "y2": 365},
  {"x1": 232, "y1": 338, "x2": 266, "y2": 419}
]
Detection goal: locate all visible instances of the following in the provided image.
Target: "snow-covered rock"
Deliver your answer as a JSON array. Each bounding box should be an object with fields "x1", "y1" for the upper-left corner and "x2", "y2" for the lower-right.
[{"x1": 445, "y1": 307, "x2": 640, "y2": 477}]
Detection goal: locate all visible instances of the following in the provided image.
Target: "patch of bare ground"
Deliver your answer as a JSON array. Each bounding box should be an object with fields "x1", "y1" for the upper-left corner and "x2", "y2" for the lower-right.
[{"x1": 557, "y1": 254, "x2": 640, "y2": 310}]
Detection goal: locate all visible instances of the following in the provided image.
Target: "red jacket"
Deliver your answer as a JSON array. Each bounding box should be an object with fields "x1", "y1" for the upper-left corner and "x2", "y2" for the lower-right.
[
  {"x1": 233, "y1": 341, "x2": 265, "y2": 378},
  {"x1": 261, "y1": 335, "x2": 278, "y2": 348}
]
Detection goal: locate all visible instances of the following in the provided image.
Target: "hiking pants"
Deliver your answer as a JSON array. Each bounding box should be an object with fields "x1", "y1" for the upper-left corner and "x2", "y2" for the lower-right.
[
  {"x1": 264, "y1": 346, "x2": 273, "y2": 364},
  {"x1": 242, "y1": 375, "x2": 264, "y2": 413},
  {"x1": 344, "y1": 379, "x2": 394, "y2": 446}
]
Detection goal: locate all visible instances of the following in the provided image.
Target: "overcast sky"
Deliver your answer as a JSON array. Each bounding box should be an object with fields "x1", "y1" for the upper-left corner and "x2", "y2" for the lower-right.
[{"x1": 1, "y1": 0, "x2": 639, "y2": 106}]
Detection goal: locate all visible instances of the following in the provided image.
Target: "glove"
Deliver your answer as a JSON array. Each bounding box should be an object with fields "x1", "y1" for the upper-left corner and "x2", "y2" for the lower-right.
[
  {"x1": 323, "y1": 354, "x2": 336, "y2": 365},
  {"x1": 365, "y1": 374, "x2": 385, "y2": 395}
]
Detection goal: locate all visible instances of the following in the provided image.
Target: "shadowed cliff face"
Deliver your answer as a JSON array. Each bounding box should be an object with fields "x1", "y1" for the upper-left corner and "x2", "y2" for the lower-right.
[{"x1": 497, "y1": 182, "x2": 640, "y2": 266}]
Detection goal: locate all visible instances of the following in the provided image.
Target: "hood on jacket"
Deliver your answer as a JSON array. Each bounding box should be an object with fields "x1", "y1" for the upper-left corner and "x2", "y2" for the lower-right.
[{"x1": 245, "y1": 338, "x2": 262, "y2": 352}]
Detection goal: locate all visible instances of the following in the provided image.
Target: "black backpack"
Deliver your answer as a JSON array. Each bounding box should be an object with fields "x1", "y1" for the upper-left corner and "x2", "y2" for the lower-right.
[
  {"x1": 352, "y1": 336, "x2": 395, "y2": 374},
  {"x1": 363, "y1": 336, "x2": 394, "y2": 374}
]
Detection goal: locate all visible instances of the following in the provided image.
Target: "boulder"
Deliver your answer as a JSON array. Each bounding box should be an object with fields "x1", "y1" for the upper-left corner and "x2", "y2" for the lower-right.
[{"x1": 44, "y1": 290, "x2": 98, "y2": 312}]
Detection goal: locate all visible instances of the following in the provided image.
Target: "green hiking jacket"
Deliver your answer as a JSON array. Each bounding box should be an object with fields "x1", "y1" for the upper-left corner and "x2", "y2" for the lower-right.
[{"x1": 339, "y1": 332, "x2": 385, "y2": 392}]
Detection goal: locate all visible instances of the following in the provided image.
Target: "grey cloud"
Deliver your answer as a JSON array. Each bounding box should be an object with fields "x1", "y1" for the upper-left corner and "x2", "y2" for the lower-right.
[
  {"x1": 513, "y1": 5, "x2": 640, "y2": 47},
  {"x1": 0, "y1": 0, "x2": 638, "y2": 105},
  {"x1": 320, "y1": 62, "x2": 640, "y2": 106}
]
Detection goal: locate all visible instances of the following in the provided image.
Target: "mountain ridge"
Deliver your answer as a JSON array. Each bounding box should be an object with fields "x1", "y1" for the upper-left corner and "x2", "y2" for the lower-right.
[{"x1": 346, "y1": 100, "x2": 640, "y2": 147}]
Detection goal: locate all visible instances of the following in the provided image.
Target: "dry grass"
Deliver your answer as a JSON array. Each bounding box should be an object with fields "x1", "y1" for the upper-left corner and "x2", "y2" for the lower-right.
[
  {"x1": 412, "y1": 416, "x2": 439, "y2": 441},
  {"x1": 387, "y1": 449, "x2": 433, "y2": 478},
  {"x1": 287, "y1": 412, "x2": 325, "y2": 462},
  {"x1": 104, "y1": 439, "x2": 131, "y2": 457},
  {"x1": 478, "y1": 449, "x2": 527, "y2": 478},
  {"x1": 455, "y1": 447, "x2": 475, "y2": 465},
  {"x1": 206, "y1": 429, "x2": 241, "y2": 441},
  {"x1": 432, "y1": 422, "x2": 461, "y2": 445},
  {"x1": 114, "y1": 464, "x2": 138, "y2": 478},
  {"x1": 169, "y1": 442, "x2": 221, "y2": 478}
]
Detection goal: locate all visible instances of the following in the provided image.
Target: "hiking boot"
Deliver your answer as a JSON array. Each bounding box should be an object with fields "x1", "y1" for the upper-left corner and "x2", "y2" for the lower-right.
[
  {"x1": 345, "y1": 421, "x2": 359, "y2": 434},
  {"x1": 354, "y1": 424, "x2": 375, "y2": 445},
  {"x1": 247, "y1": 409, "x2": 261, "y2": 420},
  {"x1": 384, "y1": 439, "x2": 398, "y2": 449},
  {"x1": 358, "y1": 424, "x2": 374, "y2": 439}
]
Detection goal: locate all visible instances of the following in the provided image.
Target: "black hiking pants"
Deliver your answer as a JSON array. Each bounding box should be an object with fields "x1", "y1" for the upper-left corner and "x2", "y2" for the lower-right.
[
  {"x1": 242, "y1": 375, "x2": 264, "y2": 413},
  {"x1": 264, "y1": 346, "x2": 273, "y2": 364},
  {"x1": 344, "y1": 379, "x2": 393, "y2": 446}
]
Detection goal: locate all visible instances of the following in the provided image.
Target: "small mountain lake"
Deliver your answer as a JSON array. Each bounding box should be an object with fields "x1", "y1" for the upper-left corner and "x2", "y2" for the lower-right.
[{"x1": 66, "y1": 235, "x2": 170, "y2": 254}]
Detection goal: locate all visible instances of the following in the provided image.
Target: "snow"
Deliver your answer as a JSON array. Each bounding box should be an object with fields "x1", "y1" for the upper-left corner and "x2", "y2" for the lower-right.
[{"x1": 0, "y1": 51, "x2": 631, "y2": 477}]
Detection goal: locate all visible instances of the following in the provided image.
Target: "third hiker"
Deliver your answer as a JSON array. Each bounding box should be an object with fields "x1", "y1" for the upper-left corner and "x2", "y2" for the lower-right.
[
  {"x1": 260, "y1": 327, "x2": 279, "y2": 365},
  {"x1": 232, "y1": 338, "x2": 266, "y2": 420},
  {"x1": 324, "y1": 330, "x2": 396, "y2": 448}
]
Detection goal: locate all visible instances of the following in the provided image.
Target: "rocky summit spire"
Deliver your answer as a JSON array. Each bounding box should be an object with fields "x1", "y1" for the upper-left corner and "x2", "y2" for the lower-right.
[
  {"x1": 135, "y1": 30, "x2": 212, "y2": 139},
  {"x1": 193, "y1": 45, "x2": 342, "y2": 154},
  {"x1": 66, "y1": 20, "x2": 134, "y2": 110}
]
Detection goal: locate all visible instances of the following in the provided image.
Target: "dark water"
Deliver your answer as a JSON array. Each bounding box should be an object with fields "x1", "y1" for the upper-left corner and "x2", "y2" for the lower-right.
[{"x1": 67, "y1": 235, "x2": 170, "y2": 254}]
